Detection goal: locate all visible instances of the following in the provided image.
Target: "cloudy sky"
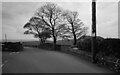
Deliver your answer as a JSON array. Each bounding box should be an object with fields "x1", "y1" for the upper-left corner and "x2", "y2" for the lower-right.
[{"x1": 0, "y1": 0, "x2": 119, "y2": 41}]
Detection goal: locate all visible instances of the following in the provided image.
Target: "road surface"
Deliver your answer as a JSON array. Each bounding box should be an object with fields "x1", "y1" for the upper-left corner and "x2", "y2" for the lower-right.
[{"x1": 2, "y1": 47, "x2": 113, "y2": 73}]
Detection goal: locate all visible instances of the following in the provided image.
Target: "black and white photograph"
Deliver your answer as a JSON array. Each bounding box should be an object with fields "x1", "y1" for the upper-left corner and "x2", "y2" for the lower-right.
[{"x1": 0, "y1": 0, "x2": 120, "y2": 74}]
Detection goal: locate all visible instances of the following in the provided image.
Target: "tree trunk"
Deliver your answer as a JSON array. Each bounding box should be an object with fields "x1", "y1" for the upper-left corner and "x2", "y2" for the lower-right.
[
  {"x1": 40, "y1": 39, "x2": 44, "y2": 44},
  {"x1": 52, "y1": 35, "x2": 57, "y2": 50},
  {"x1": 73, "y1": 33, "x2": 77, "y2": 46},
  {"x1": 52, "y1": 28, "x2": 57, "y2": 50},
  {"x1": 71, "y1": 23, "x2": 77, "y2": 46}
]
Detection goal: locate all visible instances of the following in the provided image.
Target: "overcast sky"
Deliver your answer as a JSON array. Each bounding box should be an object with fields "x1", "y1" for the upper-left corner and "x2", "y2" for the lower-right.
[{"x1": 0, "y1": 0, "x2": 119, "y2": 41}]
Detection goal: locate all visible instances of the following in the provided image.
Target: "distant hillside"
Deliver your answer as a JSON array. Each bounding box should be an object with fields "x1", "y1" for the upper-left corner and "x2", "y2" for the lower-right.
[
  {"x1": 2, "y1": 39, "x2": 39, "y2": 42},
  {"x1": 22, "y1": 41, "x2": 40, "y2": 46},
  {"x1": 22, "y1": 36, "x2": 104, "y2": 46},
  {"x1": 22, "y1": 39, "x2": 74, "y2": 46},
  {"x1": 77, "y1": 35, "x2": 104, "y2": 41},
  {"x1": 57, "y1": 39, "x2": 73, "y2": 46},
  {"x1": 1, "y1": 36, "x2": 105, "y2": 47}
]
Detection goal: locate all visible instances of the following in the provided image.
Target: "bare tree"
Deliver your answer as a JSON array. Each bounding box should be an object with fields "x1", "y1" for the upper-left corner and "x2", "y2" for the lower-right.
[
  {"x1": 23, "y1": 2, "x2": 87, "y2": 48},
  {"x1": 24, "y1": 17, "x2": 51, "y2": 44},
  {"x1": 34, "y1": 3, "x2": 64, "y2": 49},
  {"x1": 63, "y1": 11, "x2": 88, "y2": 46}
]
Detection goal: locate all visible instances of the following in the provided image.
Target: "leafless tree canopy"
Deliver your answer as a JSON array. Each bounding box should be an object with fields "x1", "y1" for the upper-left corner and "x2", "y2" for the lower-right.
[
  {"x1": 24, "y1": 2, "x2": 88, "y2": 46},
  {"x1": 61, "y1": 10, "x2": 88, "y2": 45}
]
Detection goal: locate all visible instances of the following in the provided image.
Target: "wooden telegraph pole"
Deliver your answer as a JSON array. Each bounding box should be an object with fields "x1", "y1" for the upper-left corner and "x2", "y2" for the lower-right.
[
  {"x1": 92, "y1": 0, "x2": 97, "y2": 63},
  {"x1": 5, "y1": 34, "x2": 7, "y2": 42}
]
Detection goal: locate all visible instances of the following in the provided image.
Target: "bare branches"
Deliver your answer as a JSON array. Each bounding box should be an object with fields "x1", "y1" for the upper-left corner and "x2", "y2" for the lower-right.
[
  {"x1": 23, "y1": 2, "x2": 88, "y2": 46},
  {"x1": 62, "y1": 10, "x2": 88, "y2": 45},
  {"x1": 34, "y1": 3, "x2": 64, "y2": 45}
]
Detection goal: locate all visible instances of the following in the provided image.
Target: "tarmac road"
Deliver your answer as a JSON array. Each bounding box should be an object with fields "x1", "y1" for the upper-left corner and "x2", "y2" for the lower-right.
[{"x1": 2, "y1": 47, "x2": 113, "y2": 73}]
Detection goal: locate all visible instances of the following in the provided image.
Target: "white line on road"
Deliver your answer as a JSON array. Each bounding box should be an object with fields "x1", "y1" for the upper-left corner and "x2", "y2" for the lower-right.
[
  {"x1": 1, "y1": 64, "x2": 4, "y2": 68},
  {"x1": 1, "y1": 60, "x2": 8, "y2": 68}
]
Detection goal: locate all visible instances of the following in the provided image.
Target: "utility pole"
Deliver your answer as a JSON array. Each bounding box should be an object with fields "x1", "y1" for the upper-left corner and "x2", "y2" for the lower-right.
[
  {"x1": 92, "y1": 0, "x2": 97, "y2": 63},
  {"x1": 5, "y1": 34, "x2": 7, "y2": 42}
]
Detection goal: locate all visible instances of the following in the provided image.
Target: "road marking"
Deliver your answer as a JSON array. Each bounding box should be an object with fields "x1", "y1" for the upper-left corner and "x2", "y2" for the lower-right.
[
  {"x1": 1, "y1": 64, "x2": 4, "y2": 68},
  {"x1": 1, "y1": 60, "x2": 8, "y2": 68}
]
